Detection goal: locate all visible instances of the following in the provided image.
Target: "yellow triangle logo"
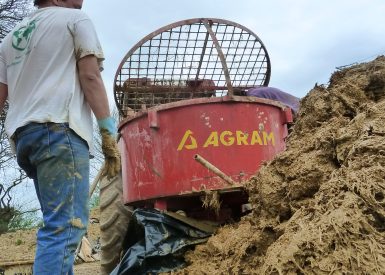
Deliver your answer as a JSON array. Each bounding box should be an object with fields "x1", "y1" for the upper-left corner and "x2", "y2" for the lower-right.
[{"x1": 177, "y1": 130, "x2": 198, "y2": 151}]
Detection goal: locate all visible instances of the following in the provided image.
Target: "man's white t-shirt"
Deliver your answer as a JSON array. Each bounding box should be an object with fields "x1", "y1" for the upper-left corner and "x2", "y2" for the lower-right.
[{"x1": 0, "y1": 7, "x2": 104, "y2": 154}]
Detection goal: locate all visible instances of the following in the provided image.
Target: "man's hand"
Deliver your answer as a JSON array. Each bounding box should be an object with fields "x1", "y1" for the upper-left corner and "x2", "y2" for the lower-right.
[
  {"x1": 100, "y1": 129, "x2": 121, "y2": 179},
  {"x1": 97, "y1": 116, "x2": 121, "y2": 178}
]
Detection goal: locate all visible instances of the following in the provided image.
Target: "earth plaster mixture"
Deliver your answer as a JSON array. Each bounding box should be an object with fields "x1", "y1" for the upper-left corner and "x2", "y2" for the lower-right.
[{"x1": 172, "y1": 56, "x2": 385, "y2": 275}]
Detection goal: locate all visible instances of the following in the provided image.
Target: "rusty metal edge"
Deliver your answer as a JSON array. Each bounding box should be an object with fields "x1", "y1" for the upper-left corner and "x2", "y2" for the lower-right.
[{"x1": 118, "y1": 95, "x2": 288, "y2": 129}]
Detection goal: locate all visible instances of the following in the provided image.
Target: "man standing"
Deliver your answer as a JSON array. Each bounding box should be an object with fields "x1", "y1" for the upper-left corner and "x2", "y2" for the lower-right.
[{"x1": 0, "y1": 0, "x2": 120, "y2": 274}]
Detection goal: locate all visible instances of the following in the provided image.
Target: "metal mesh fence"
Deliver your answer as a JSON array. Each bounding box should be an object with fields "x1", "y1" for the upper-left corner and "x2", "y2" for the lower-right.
[{"x1": 114, "y1": 18, "x2": 270, "y2": 115}]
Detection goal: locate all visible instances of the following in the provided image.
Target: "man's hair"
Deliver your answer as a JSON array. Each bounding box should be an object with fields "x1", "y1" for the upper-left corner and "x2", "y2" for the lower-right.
[{"x1": 34, "y1": 0, "x2": 48, "y2": 6}]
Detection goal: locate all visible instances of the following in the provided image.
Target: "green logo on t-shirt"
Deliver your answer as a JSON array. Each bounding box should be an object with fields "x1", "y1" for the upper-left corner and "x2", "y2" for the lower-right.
[{"x1": 12, "y1": 20, "x2": 37, "y2": 51}]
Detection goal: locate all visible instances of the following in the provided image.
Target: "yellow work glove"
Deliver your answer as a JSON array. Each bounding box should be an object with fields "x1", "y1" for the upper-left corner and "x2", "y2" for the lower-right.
[{"x1": 98, "y1": 117, "x2": 121, "y2": 179}]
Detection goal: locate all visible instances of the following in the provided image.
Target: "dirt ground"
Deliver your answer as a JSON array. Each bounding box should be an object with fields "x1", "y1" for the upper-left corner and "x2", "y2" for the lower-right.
[
  {"x1": 0, "y1": 208, "x2": 102, "y2": 274},
  {"x1": 74, "y1": 261, "x2": 101, "y2": 274},
  {"x1": 2, "y1": 57, "x2": 385, "y2": 275}
]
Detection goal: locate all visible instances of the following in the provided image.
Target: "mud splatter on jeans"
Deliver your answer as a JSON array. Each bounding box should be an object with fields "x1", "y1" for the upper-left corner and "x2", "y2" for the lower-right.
[{"x1": 15, "y1": 122, "x2": 90, "y2": 275}]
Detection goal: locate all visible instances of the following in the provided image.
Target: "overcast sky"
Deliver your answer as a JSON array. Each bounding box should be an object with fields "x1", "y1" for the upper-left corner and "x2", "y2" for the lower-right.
[{"x1": 82, "y1": 0, "x2": 385, "y2": 101}]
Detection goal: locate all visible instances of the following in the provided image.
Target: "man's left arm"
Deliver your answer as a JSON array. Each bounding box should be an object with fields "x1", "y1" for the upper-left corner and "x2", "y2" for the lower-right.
[{"x1": 78, "y1": 55, "x2": 120, "y2": 179}]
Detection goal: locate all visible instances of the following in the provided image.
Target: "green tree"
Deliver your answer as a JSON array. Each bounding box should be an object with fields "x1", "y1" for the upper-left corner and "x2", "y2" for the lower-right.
[{"x1": 0, "y1": 0, "x2": 33, "y2": 233}]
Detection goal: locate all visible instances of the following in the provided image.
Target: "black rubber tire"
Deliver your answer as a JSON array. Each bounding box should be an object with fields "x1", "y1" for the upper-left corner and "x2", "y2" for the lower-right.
[{"x1": 100, "y1": 173, "x2": 132, "y2": 275}]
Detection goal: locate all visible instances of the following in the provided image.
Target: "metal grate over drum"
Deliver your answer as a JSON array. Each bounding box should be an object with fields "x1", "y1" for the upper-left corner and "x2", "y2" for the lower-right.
[{"x1": 114, "y1": 18, "x2": 271, "y2": 116}]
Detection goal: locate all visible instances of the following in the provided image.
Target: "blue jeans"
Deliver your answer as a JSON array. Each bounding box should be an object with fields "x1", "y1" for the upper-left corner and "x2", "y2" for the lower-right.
[{"x1": 14, "y1": 122, "x2": 90, "y2": 275}]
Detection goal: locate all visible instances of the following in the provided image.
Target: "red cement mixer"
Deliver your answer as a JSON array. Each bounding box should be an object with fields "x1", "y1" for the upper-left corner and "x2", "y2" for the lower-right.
[
  {"x1": 99, "y1": 18, "x2": 295, "y2": 274},
  {"x1": 113, "y1": 18, "x2": 293, "y2": 221}
]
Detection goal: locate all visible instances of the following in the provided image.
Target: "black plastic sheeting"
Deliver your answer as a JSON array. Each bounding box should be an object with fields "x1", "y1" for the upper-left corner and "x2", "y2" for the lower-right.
[{"x1": 111, "y1": 208, "x2": 213, "y2": 275}]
